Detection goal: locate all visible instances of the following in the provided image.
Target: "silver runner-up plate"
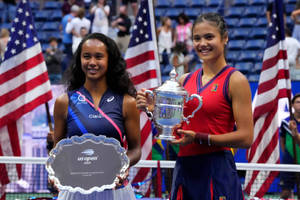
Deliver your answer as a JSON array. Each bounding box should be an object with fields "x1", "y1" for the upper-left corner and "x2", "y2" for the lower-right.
[{"x1": 46, "y1": 134, "x2": 129, "y2": 194}]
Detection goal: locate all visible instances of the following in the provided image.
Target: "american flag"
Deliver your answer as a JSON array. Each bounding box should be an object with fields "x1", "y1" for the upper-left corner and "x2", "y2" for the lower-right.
[
  {"x1": 125, "y1": 0, "x2": 161, "y2": 196},
  {"x1": 0, "y1": 0, "x2": 52, "y2": 198},
  {"x1": 243, "y1": 0, "x2": 291, "y2": 197}
]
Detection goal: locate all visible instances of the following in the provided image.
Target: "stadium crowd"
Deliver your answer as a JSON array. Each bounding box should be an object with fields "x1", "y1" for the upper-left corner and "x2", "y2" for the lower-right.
[{"x1": 0, "y1": 0, "x2": 300, "y2": 84}]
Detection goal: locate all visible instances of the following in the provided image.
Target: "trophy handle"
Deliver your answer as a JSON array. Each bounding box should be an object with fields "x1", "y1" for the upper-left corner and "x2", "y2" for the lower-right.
[
  {"x1": 144, "y1": 90, "x2": 154, "y2": 119},
  {"x1": 183, "y1": 94, "x2": 203, "y2": 124}
]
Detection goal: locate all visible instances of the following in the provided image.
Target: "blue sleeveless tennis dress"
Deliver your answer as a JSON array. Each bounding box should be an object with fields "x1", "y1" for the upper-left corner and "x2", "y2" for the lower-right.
[{"x1": 57, "y1": 87, "x2": 135, "y2": 200}]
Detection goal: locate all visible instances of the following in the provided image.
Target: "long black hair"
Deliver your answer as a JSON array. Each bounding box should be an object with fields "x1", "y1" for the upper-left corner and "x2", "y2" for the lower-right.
[{"x1": 65, "y1": 33, "x2": 136, "y2": 97}]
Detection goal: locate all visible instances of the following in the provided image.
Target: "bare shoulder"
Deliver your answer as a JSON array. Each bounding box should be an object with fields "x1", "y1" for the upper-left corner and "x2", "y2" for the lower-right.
[
  {"x1": 123, "y1": 94, "x2": 137, "y2": 105},
  {"x1": 54, "y1": 93, "x2": 69, "y2": 117},
  {"x1": 55, "y1": 93, "x2": 69, "y2": 107},
  {"x1": 229, "y1": 71, "x2": 251, "y2": 98},
  {"x1": 123, "y1": 94, "x2": 139, "y2": 117},
  {"x1": 229, "y1": 70, "x2": 249, "y2": 86}
]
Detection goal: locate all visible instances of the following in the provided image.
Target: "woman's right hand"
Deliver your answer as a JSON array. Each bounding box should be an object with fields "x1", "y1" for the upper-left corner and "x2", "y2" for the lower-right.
[{"x1": 136, "y1": 88, "x2": 154, "y2": 112}]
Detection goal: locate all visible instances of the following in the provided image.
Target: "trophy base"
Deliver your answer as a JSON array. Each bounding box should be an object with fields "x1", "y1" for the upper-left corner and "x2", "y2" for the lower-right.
[{"x1": 155, "y1": 135, "x2": 175, "y2": 141}]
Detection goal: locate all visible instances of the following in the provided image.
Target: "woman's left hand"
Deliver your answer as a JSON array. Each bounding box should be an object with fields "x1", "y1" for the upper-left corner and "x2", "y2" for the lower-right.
[
  {"x1": 170, "y1": 129, "x2": 196, "y2": 146},
  {"x1": 115, "y1": 168, "x2": 129, "y2": 188}
]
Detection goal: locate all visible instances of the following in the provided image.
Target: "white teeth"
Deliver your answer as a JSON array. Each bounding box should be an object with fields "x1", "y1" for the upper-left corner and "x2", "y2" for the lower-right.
[{"x1": 200, "y1": 49, "x2": 210, "y2": 53}]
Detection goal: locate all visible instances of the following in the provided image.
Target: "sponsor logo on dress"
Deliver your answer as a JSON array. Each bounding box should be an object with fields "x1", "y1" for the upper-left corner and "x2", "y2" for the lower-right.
[
  {"x1": 107, "y1": 96, "x2": 115, "y2": 102},
  {"x1": 77, "y1": 94, "x2": 87, "y2": 104},
  {"x1": 211, "y1": 83, "x2": 218, "y2": 92},
  {"x1": 89, "y1": 114, "x2": 102, "y2": 119}
]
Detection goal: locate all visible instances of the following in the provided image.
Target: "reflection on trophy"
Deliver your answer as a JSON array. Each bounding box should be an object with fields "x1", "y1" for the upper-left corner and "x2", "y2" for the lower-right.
[{"x1": 145, "y1": 68, "x2": 203, "y2": 141}]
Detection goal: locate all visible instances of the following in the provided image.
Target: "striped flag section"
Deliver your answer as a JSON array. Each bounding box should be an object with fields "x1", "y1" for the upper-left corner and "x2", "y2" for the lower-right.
[
  {"x1": 0, "y1": 0, "x2": 52, "y2": 198},
  {"x1": 125, "y1": 0, "x2": 161, "y2": 196},
  {"x1": 244, "y1": 0, "x2": 291, "y2": 198}
]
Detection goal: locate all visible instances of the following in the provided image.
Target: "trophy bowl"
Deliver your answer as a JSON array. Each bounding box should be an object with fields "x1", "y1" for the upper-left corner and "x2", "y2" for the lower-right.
[{"x1": 146, "y1": 69, "x2": 202, "y2": 141}]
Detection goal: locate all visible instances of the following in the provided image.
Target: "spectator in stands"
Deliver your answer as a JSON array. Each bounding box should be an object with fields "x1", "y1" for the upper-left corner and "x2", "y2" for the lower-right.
[
  {"x1": 61, "y1": 4, "x2": 79, "y2": 71},
  {"x1": 121, "y1": 0, "x2": 138, "y2": 17},
  {"x1": 90, "y1": 0, "x2": 110, "y2": 35},
  {"x1": 0, "y1": 28, "x2": 10, "y2": 62},
  {"x1": 285, "y1": 27, "x2": 300, "y2": 80},
  {"x1": 266, "y1": 1, "x2": 286, "y2": 25},
  {"x1": 66, "y1": 7, "x2": 91, "y2": 53},
  {"x1": 62, "y1": 0, "x2": 84, "y2": 16},
  {"x1": 44, "y1": 37, "x2": 63, "y2": 84},
  {"x1": 157, "y1": 16, "x2": 173, "y2": 65},
  {"x1": 1, "y1": 0, "x2": 16, "y2": 23},
  {"x1": 291, "y1": 0, "x2": 300, "y2": 43},
  {"x1": 111, "y1": 5, "x2": 131, "y2": 55},
  {"x1": 53, "y1": 32, "x2": 141, "y2": 199},
  {"x1": 169, "y1": 41, "x2": 190, "y2": 80},
  {"x1": 136, "y1": 13, "x2": 253, "y2": 200},
  {"x1": 174, "y1": 12, "x2": 193, "y2": 53},
  {"x1": 279, "y1": 93, "x2": 300, "y2": 199},
  {"x1": 72, "y1": 26, "x2": 88, "y2": 53}
]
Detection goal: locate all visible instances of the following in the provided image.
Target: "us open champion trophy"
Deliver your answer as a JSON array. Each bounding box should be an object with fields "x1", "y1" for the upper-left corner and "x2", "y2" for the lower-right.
[
  {"x1": 46, "y1": 134, "x2": 129, "y2": 194},
  {"x1": 145, "y1": 68, "x2": 203, "y2": 141}
]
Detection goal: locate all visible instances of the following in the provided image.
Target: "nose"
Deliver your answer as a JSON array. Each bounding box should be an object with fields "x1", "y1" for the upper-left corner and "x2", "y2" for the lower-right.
[
  {"x1": 199, "y1": 39, "x2": 208, "y2": 46},
  {"x1": 89, "y1": 57, "x2": 97, "y2": 65},
  {"x1": 193, "y1": 39, "x2": 206, "y2": 48}
]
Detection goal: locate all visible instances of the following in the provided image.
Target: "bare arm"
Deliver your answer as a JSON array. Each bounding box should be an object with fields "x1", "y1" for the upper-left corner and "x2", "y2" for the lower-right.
[
  {"x1": 266, "y1": 11, "x2": 271, "y2": 24},
  {"x1": 290, "y1": 120, "x2": 300, "y2": 145},
  {"x1": 53, "y1": 94, "x2": 69, "y2": 147},
  {"x1": 123, "y1": 95, "x2": 141, "y2": 167}
]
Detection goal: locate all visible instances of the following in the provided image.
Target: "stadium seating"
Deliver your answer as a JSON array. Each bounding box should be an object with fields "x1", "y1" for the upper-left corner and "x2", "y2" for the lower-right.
[
  {"x1": 41, "y1": 22, "x2": 60, "y2": 32},
  {"x1": 207, "y1": 0, "x2": 221, "y2": 8},
  {"x1": 227, "y1": 40, "x2": 245, "y2": 51},
  {"x1": 173, "y1": 0, "x2": 186, "y2": 8},
  {"x1": 252, "y1": 62, "x2": 262, "y2": 74},
  {"x1": 155, "y1": 8, "x2": 166, "y2": 20},
  {"x1": 256, "y1": 17, "x2": 268, "y2": 27},
  {"x1": 190, "y1": 0, "x2": 205, "y2": 8},
  {"x1": 238, "y1": 50, "x2": 259, "y2": 62},
  {"x1": 232, "y1": 0, "x2": 248, "y2": 7},
  {"x1": 286, "y1": 0, "x2": 297, "y2": 3},
  {"x1": 231, "y1": 28, "x2": 252, "y2": 39},
  {"x1": 36, "y1": 32, "x2": 49, "y2": 43},
  {"x1": 156, "y1": 0, "x2": 170, "y2": 8},
  {"x1": 35, "y1": 10, "x2": 52, "y2": 21},
  {"x1": 184, "y1": 8, "x2": 201, "y2": 20},
  {"x1": 248, "y1": 74, "x2": 260, "y2": 81},
  {"x1": 226, "y1": 50, "x2": 241, "y2": 63},
  {"x1": 165, "y1": 8, "x2": 183, "y2": 19},
  {"x1": 50, "y1": 10, "x2": 63, "y2": 22},
  {"x1": 238, "y1": 17, "x2": 257, "y2": 27},
  {"x1": 250, "y1": 0, "x2": 266, "y2": 6},
  {"x1": 225, "y1": 18, "x2": 240, "y2": 28},
  {"x1": 202, "y1": 7, "x2": 220, "y2": 14},
  {"x1": 235, "y1": 62, "x2": 253, "y2": 74},
  {"x1": 243, "y1": 6, "x2": 263, "y2": 18},
  {"x1": 225, "y1": 7, "x2": 245, "y2": 18},
  {"x1": 250, "y1": 27, "x2": 267, "y2": 39},
  {"x1": 245, "y1": 39, "x2": 265, "y2": 50},
  {"x1": 286, "y1": 3, "x2": 296, "y2": 15},
  {"x1": 43, "y1": 1, "x2": 62, "y2": 10}
]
